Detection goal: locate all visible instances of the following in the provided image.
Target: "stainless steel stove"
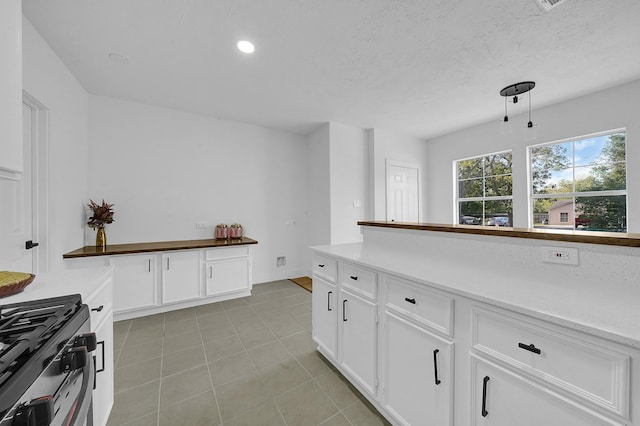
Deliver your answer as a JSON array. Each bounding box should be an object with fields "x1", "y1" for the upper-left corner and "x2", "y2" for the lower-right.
[{"x1": 0, "y1": 295, "x2": 95, "y2": 426}]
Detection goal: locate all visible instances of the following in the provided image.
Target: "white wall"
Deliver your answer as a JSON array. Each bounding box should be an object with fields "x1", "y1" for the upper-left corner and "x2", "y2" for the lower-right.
[
  {"x1": 368, "y1": 128, "x2": 429, "y2": 221},
  {"x1": 88, "y1": 96, "x2": 308, "y2": 283},
  {"x1": 426, "y1": 79, "x2": 640, "y2": 232},
  {"x1": 329, "y1": 122, "x2": 368, "y2": 244},
  {"x1": 306, "y1": 124, "x2": 331, "y2": 247},
  {"x1": 21, "y1": 17, "x2": 90, "y2": 271}
]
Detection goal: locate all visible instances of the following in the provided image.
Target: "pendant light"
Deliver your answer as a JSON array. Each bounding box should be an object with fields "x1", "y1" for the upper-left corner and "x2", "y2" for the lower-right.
[{"x1": 500, "y1": 81, "x2": 536, "y2": 128}]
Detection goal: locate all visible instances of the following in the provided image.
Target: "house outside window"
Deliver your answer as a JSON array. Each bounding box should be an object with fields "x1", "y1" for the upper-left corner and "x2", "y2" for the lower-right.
[
  {"x1": 529, "y1": 130, "x2": 627, "y2": 232},
  {"x1": 456, "y1": 151, "x2": 512, "y2": 227}
]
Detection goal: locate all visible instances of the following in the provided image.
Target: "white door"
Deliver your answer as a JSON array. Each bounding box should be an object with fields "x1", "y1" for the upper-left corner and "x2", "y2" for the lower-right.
[
  {"x1": 161, "y1": 251, "x2": 201, "y2": 303},
  {"x1": 205, "y1": 258, "x2": 249, "y2": 296},
  {"x1": 312, "y1": 277, "x2": 337, "y2": 359},
  {"x1": 472, "y1": 359, "x2": 609, "y2": 426},
  {"x1": 111, "y1": 254, "x2": 157, "y2": 312},
  {"x1": 386, "y1": 161, "x2": 420, "y2": 222},
  {"x1": 383, "y1": 311, "x2": 453, "y2": 425},
  {"x1": 0, "y1": 104, "x2": 35, "y2": 272},
  {"x1": 339, "y1": 288, "x2": 377, "y2": 395}
]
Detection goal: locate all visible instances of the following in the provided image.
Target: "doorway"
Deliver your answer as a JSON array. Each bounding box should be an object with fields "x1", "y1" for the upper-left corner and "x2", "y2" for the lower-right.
[
  {"x1": 385, "y1": 160, "x2": 421, "y2": 223},
  {"x1": 0, "y1": 93, "x2": 49, "y2": 272}
]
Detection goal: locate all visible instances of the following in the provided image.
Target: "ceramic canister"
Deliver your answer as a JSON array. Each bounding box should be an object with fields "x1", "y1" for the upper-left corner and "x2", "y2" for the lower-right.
[
  {"x1": 215, "y1": 224, "x2": 228, "y2": 239},
  {"x1": 229, "y1": 223, "x2": 243, "y2": 238}
]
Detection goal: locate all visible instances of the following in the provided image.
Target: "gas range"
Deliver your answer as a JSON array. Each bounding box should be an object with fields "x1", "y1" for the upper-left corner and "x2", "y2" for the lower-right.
[{"x1": 0, "y1": 294, "x2": 96, "y2": 426}]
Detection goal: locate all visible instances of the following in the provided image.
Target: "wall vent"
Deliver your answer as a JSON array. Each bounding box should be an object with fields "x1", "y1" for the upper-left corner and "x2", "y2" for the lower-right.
[{"x1": 534, "y1": 0, "x2": 567, "y2": 12}]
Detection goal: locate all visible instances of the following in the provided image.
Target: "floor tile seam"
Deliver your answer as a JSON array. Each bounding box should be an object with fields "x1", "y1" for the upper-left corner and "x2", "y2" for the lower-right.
[
  {"x1": 338, "y1": 399, "x2": 374, "y2": 426},
  {"x1": 113, "y1": 377, "x2": 161, "y2": 396},
  {"x1": 197, "y1": 313, "x2": 226, "y2": 426},
  {"x1": 155, "y1": 333, "x2": 166, "y2": 426},
  {"x1": 115, "y1": 353, "x2": 163, "y2": 370},
  {"x1": 115, "y1": 410, "x2": 159, "y2": 426},
  {"x1": 162, "y1": 341, "x2": 203, "y2": 358}
]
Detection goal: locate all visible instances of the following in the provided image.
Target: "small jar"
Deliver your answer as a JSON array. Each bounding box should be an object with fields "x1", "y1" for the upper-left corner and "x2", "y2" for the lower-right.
[
  {"x1": 215, "y1": 224, "x2": 228, "y2": 239},
  {"x1": 229, "y1": 223, "x2": 243, "y2": 239}
]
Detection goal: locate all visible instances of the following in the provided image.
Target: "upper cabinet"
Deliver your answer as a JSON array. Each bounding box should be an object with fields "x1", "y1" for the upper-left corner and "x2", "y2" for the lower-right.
[{"x1": 0, "y1": 0, "x2": 23, "y2": 177}]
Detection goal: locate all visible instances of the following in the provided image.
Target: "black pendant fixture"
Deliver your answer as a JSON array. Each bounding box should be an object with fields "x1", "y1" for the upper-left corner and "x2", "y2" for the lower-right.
[{"x1": 500, "y1": 81, "x2": 535, "y2": 127}]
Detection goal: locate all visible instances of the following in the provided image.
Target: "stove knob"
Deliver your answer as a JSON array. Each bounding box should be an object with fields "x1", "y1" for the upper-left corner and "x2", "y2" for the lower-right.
[
  {"x1": 12, "y1": 395, "x2": 53, "y2": 426},
  {"x1": 73, "y1": 332, "x2": 97, "y2": 352},
  {"x1": 60, "y1": 347, "x2": 87, "y2": 373}
]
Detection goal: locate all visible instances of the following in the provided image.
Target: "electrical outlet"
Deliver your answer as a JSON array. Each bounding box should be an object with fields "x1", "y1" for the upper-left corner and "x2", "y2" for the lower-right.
[
  {"x1": 541, "y1": 246, "x2": 579, "y2": 266},
  {"x1": 195, "y1": 222, "x2": 209, "y2": 229},
  {"x1": 276, "y1": 256, "x2": 286, "y2": 267}
]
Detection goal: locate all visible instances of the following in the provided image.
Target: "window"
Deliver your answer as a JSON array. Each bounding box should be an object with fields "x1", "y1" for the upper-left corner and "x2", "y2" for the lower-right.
[
  {"x1": 529, "y1": 130, "x2": 627, "y2": 232},
  {"x1": 456, "y1": 151, "x2": 512, "y2": 226}
]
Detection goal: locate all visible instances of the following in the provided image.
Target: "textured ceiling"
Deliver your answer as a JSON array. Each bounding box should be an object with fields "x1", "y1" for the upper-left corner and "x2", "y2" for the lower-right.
[{"x1": 22, "y1": 0, "x2": 640, "y2": 139}]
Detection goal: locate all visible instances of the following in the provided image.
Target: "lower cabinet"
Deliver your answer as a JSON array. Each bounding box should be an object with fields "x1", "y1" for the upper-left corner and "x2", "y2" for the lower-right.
[
  {"x1": 339, "y1": 287, "x2": 378, "y2": 396},
  {"x1": 471, "y1": 358, "x2": 616, "y2": 426},
  {"x1": 312, "y1": 277, "x2": 337, "y2": 359},
  {"x1": 205, "y1": 257, "x2": 249, "y2": 296},
  {"x1": 161, "y1": 250, "x2": 201, "y2": 303},
  {"x1": 382, "y1": 311, "x2": 453, "y2": 426},
  {"x1": 110, "y1": 254, "x2": 157, "y2": 312},
  {"x1": 92, "y1": 309, "x2": 114, "y2": 426}
]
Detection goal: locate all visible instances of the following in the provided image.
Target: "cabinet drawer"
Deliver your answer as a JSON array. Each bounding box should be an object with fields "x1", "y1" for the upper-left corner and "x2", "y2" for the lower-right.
[
  {"x1": 340, "y1": 263, "x2": 376, "y2": 299},
  {"x1": 384, "y1": 275, "x2": 453, "y2": 337},
  {"x1": 205, "y1": 246, "x2": 248, "y2": 260},
  {"x1": 86, "y1": 277, "x2": 113, "y2": 329},
  {"x1": 472, "y1": 307, "x2": 630, "y2": 417},
  {"x1": 313, "y1": 255, "x2": 337, "y2": 283}
]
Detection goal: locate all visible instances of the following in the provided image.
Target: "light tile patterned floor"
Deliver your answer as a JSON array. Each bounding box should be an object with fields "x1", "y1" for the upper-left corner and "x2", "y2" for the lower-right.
[{"x1": 107, "y1": 279, "x2": 390, "y2": 426}]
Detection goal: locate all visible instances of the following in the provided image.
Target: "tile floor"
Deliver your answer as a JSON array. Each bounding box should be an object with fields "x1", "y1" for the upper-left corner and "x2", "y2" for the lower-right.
[{"x1": 107, "y1": 279, "x2": 390, "y2": 426}]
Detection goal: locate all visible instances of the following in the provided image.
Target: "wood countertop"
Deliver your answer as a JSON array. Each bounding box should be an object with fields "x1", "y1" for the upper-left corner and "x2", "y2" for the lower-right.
[
  {"x1": 63, "y1": 237, "x2": 258, "y2": 258},
  {"x1": 358, "y1": 221, "x2": 640, "y2": 248}
]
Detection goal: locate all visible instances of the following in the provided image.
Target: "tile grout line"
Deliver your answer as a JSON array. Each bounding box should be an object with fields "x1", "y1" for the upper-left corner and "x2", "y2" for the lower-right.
[
  {"x1": 197, "y1": 308, "x2": 226, "y2": 426},
  {"x1": 155, "y1": 313, "x2": 166, "y2": 426}
]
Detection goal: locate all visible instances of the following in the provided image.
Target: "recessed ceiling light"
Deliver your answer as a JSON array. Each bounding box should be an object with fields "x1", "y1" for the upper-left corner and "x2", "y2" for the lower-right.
[
  {"x1": 108, "y1": 53, "x2": 129, "y2": 64},
  {"x1": 237, "y1": 40, "x2": 255, "y2": 54}
]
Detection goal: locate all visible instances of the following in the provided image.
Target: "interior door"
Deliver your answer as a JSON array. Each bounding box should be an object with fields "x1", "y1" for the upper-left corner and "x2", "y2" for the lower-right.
[
  {"x1": 386, "y1": 162, "x2": 420, "y2": 222},
  {"x1": 0, "y1": 103, "x2": 34, "y2": 272}
]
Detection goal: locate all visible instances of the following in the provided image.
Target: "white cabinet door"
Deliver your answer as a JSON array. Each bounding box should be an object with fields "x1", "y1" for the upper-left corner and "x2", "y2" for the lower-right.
[
  {"x1": 161, "y1": 251, "x2": 201, "y2": 304},
  {"x1": 339, "y1": 288, "x2": 377, "y2": 395},
  {"x1": 110, "y1": 254, "x2": 157, "y2": 312},
  {"x1": 92, "y1": 309, "x2": 114, "y2": 426},
  {"x1": 205, "y1": 258, "x2": 249, "y2": 296},
  {"x1": 383, "y1": 311, "x2": 453, "y2": 426},
  {"x1": 312, "y1": 277, "x2": 337, "y2": 359},
  {"x1": 472, "y1": 358, "x2": 616, "y2": 426}
]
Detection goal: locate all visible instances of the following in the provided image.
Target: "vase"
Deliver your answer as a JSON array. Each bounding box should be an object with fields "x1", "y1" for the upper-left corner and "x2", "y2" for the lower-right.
[{"x1": 96, "y1": 227, "x2": 107, "y2": 249}]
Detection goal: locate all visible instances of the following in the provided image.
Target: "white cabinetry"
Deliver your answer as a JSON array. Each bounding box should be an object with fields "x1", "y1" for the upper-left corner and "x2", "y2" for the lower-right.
[
  {"x1": 311, "y1": 277, "x2": 337, "y2": 359},
  {"x1": 83, "y1": 271, "x2": 114, "y2": 426},
  {"x1": 380, "y1": 275, "x2": 454, "y2": 426},
  {"x1": 110, "y1": 254, "x2": 157, "y2": 311},
  {"x1": 161, "y1": 250, "x2": 201, "y2": 304},
  {"x1": 0, "y1": 0, "x2": 22, "y2": 176},
  {"x1": 204, "y1": 247, "x2": 250, "y2": 296},
  {"x1": 339, "y1": 286, "x2": 378, "y2": 395}
]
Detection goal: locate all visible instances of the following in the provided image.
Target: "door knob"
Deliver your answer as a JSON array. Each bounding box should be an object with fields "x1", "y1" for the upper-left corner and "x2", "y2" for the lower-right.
[{"x1": 25, "y1": 240, "x2": 39, "y2": 250}]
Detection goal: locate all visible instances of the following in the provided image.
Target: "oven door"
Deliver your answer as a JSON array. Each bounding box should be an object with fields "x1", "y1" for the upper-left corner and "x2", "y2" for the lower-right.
[{"x1": 0, "y1": 328, "x2": 95, "y2": 426}]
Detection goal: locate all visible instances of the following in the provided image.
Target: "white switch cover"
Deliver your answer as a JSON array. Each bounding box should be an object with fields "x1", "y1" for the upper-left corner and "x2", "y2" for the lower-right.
[
  {"x1": 541, "y1": 246, "x2": 579, "y2": 266},
  {"x1": 353, "y1": 200, "x2": 362, "y2": 208}
]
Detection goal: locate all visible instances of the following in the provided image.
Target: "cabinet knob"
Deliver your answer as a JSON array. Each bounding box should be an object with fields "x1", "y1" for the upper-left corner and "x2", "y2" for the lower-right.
[
  {"x1": 350, "y1": 275, "x2": 358, "y2": 281},
  {"x1": 318, "y1": 264, "x2": 325, "y2": 268},
  {"x1": 404, "y1": 297, "x2": 416, "y2": 304},
  {"x1": 91, "y1": 305, "x2": 104, "y2": 312}
]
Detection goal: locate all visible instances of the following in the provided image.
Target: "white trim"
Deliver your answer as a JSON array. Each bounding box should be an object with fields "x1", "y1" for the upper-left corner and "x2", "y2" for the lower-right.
[{"x1": 22, "y1": 91, "x2": 50, "y2": 273}]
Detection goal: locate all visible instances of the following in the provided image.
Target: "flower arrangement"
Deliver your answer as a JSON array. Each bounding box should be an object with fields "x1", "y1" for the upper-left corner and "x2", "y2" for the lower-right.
[{"x1": 87, "y1": 199, "x2": 115, "y2": 230}]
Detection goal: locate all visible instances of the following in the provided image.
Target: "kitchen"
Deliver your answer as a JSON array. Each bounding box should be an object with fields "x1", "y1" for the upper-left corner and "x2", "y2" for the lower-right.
[{"x1": 2, "y1": 0, "x2": 640, "y2": 425}]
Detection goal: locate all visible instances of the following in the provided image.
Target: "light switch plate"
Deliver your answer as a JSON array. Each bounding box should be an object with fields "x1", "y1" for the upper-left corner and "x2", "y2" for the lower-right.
[{"x1": 541, "y1": 246, "x2": 579, "y2": 266}]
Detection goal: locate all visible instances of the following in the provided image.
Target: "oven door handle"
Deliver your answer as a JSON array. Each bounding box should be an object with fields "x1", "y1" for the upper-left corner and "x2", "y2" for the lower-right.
[{"x1": 70, "y1": 349, "x2": 95, "y2": 426}]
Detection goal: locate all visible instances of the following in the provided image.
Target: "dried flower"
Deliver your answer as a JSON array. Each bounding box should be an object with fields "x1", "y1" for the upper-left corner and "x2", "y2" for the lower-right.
[{"x1": 87, "y1": 199, "x2": 115, "y2": 230}]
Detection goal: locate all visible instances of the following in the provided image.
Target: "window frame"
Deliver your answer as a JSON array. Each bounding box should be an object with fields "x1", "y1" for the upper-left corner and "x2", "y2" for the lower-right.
[
  {"x1": 526, "y1": 128, "x2": 628, "y2": 230},
  {"x1": 454, "y1": 149, "x2": 513, "y2": 226}
]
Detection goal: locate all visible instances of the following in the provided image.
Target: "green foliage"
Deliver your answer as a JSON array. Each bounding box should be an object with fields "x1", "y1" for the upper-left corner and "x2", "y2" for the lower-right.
[{"x1": 531, "y1": 144, "x2": 568, "y2": 194}]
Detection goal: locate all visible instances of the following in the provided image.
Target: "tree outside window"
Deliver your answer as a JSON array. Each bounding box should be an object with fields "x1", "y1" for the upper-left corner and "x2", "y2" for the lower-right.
[
  {"x1": 529, "y1": 131, "x2": 627, "y2": 232},
  {"x1": 456, "y1": 151, "x2": 512, "y2": 226}
]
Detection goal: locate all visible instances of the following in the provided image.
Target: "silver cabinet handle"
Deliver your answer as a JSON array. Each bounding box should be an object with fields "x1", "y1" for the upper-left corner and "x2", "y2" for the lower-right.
[
  {"x1": 209, "y1": 266, "x2": 213, "y2": 279},
  {"x1": 166, "y1": 258, "x2": 170, "y2": 270},
  {"x1": 148, "y1": 259, "x2": 151, "y2": 272}
]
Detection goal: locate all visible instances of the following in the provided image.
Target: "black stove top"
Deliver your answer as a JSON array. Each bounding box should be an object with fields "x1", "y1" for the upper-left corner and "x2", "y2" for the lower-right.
[{"x1": 0, "y1": 294, "x2": 89, "y2": 422}]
